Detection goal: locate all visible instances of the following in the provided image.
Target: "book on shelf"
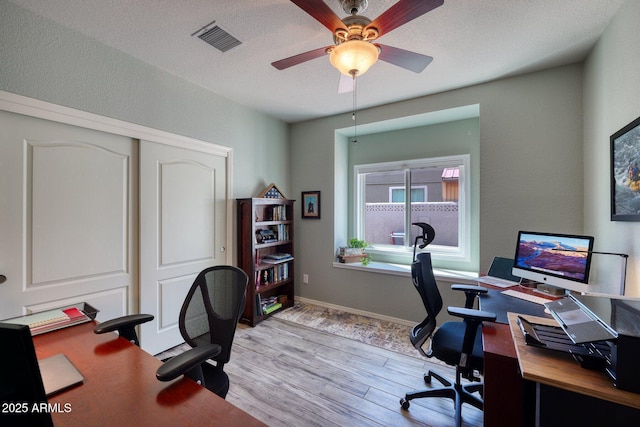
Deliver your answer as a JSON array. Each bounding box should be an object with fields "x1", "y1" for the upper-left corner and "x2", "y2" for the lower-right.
[
  {"x1": 260, "y1": 269, "x2": 272, "y2": 285},
  {"x1": 276, "y1": 263, "x2": 290, "y2": 281},
  {"x1": 264, "y1": 205, "x2": 287, "y2": 221},
  {"x1": 257, "y1": 263, "x2": 291, "y2": 283},
  {"x1": 275, "y1": 224, "x2": 290, "y2": 241},
  {"x1": 255, "y1": 224, "x2": 289, "y2": 245},
  {"x1": 259, "y1": 296, "x2": 282, "y2": 315},
  {"x1": 263, "y1": 302, "x2": 282, "y2": 315},
  {"x1": 260, "y1": 225, "x2": 290, "y2": 242},
  {"x1": 256, "y1": 294, "x2": 263, "y2": 316}
]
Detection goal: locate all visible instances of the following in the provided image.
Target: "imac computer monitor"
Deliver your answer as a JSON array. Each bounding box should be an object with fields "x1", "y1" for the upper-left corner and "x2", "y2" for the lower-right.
[
  {"x1": 0, "y1": 323, "x2": 54, "y2": 427},
  {"x1": 512, "y1": 231, "x2": 595, "y2": 293}
]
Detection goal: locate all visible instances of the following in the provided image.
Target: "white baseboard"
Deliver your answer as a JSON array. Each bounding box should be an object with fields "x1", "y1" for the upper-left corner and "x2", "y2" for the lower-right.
[{"x1": 294, "y1": 296, "x2": 416, "y2": 327}]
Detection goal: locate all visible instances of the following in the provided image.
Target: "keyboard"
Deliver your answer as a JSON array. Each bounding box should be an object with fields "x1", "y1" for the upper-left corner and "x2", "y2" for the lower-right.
[
  {"x1": 501, "y1": 289, "x2": 553, "y2": 305},
  {"x1": 477, "y1": 276, "x2": 520, "y2": 288}
]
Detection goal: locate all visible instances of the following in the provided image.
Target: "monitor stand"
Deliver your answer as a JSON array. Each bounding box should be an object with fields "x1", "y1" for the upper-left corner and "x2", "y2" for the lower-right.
[
  {"x1": 519, "y1": 278, "x2": 538, "y2": 289},
  {"x1": 519, "y1": 279, "x2": 567, "y2": 297},
  {"x1": 534, "y1": 283, "x2": 566, "y2": 297}
]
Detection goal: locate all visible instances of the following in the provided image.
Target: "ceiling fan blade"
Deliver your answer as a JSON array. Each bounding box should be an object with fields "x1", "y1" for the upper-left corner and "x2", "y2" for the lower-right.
[
  {"x1": 290, "y1": 0, "x2": 347, "y2": 33},
  {"x1": 271, "y1": 46, "x2": 331, "y2": 70},
  {"x1": 377, "y1": 44, "x2": 433, "y2": 73},
  {"x1": 338, "y1": 73, "x2": 354, "y2": 93},
  {"x1": 367, "y1": 0, "x2": 444, "y2": 37}
]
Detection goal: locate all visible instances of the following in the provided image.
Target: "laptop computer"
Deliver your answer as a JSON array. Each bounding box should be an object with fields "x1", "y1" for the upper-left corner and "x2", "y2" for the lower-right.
[
  {"x1": 39, "y1": 353, "x2": 84, "y2": 396},
  {"x1": 476, "y1": 256, "x2": 521, "y2": 288},
  {"x1": 544, "y1": 295, "x2": 618, "y2": 344}
]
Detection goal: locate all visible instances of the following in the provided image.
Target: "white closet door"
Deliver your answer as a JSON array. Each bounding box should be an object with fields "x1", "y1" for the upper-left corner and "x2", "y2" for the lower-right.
[
  {"x1": 0, "y1": 110, "x2": 136, "y2": 321},
  {"x1": 139, "y1": 140, "x2": 227, "y2": 354}
]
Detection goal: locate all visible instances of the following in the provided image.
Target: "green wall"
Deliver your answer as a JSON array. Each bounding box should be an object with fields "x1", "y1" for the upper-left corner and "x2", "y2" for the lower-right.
[
  {"x1": 584, "y1": 0, "x2": 640, "y2": 297},
  {"x1": 291, "y1": 65, "x2": 585, "y2": 322}
]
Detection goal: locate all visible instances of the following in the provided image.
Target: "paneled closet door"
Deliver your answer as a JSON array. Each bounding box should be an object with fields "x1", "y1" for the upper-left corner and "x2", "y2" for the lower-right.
[
  {"x1": 0, "y1": 110, "x2": 137, "y2": 321},
  {"x1": 139, "y1": 140, "x2": 227, "y2": 355}
]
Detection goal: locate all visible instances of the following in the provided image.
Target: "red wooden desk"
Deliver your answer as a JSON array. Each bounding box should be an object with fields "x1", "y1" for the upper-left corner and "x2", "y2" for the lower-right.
[
  {"x1": 479, "y1": 285, "x2": 550, "y2": 427},
  {"x1": 482, "y1": 321, "x2": 522, "y2": 427},
  {"x1": 33, "y1": 322, "x2": 266, "y2": 427}
]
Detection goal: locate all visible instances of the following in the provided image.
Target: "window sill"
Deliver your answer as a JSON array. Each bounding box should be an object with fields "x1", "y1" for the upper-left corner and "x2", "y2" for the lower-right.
[{"x1": 332, "y1": 261, "x2": 478, "y2": 284}]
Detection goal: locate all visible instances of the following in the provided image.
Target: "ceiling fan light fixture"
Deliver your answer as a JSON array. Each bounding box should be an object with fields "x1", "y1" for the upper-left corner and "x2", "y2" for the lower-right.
[{"x1": 329, "y1": 40, "x2": 379, "y2": 77}]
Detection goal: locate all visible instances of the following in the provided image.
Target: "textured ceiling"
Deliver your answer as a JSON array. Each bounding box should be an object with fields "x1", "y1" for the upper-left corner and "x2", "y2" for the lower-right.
[{"x1": 8, "y1": 0, "x2": 624, "y2": 123}]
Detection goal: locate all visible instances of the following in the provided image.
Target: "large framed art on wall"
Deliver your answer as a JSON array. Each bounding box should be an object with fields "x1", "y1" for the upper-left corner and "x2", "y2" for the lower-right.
[{"x1": 611, "y1": 115, "x2": 640, "y2": 221}]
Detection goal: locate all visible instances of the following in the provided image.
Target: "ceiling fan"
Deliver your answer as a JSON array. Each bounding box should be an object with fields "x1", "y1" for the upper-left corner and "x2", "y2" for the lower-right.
[{"x1": 272, "y1": 0, "x2": 444, "y2": 81}]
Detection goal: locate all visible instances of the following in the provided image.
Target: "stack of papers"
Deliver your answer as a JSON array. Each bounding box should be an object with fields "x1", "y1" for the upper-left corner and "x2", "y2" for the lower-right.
[{"x1": 4, "y1": 307, "x2": 90, "y2": 335}]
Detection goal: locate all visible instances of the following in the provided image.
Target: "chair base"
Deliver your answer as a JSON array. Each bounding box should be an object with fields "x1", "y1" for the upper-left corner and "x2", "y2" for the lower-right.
[{"x1": 400, "y1": 369, "x2": 483, "y2": 427}]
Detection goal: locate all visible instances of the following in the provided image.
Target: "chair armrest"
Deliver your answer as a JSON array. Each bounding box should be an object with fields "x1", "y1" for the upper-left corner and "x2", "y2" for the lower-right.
[
  {"x1": 451, "y1": 284, "x2": 487, "y2": 294},
  {"x1": 93, "y1": 314, "x2": 154, "y2": 346},
  {"x1": 94, "y1": 314, "x2": 155, "y2": 334},
  {"x1": 451, "y1": 284, "x2": 488, "y2": 309},
  {"x1": 447, "y1": 307, "x2": 497, "y2": 323},
  {"x1": 156, "y1": 343, "x2": 222, "y2": 382},
  {"x1": 447, "y1": 307, "x2": 497, "y2": 375}
]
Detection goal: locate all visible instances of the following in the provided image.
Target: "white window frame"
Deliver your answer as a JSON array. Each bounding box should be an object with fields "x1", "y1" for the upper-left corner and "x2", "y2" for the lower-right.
[{"x1": 354, "y1": 154, "x2": 470, "y2": 263}]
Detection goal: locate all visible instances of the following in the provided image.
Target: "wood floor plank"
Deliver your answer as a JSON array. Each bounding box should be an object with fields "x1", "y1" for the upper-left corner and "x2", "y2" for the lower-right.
[{"x1": 222, "y1": 318, "x2": 483, "y2": 427}]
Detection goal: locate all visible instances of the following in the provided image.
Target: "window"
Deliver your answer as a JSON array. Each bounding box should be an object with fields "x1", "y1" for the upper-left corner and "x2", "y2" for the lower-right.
[
  {"x1": 389, "y1": 186, "x2": 427, "y2": 203},
  {"x1": 354, "y1": 154, "x2": 470, "y2": 262}
]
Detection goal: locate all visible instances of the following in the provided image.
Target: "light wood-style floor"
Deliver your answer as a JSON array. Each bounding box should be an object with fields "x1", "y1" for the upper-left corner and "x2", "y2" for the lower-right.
[{"x1": 223, "y1": 317, "x2": 483, "y2": 427}]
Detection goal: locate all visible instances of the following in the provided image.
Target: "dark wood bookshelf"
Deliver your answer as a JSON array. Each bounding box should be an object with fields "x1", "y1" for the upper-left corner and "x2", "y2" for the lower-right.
[{"x1": 237, "y1": 197, "x2": 295, "y2": 326}]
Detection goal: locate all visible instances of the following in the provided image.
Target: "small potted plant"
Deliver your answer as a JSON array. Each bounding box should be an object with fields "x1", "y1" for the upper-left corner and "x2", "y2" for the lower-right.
[{"x1": 337, "y1": 238, "x2": 372, "y2": 265}]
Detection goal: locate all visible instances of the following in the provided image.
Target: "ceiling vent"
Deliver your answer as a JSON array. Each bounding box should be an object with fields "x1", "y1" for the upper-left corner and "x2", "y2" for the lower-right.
[{"x1": 193, "y1": 21, "x2": 241, "y2": 53}]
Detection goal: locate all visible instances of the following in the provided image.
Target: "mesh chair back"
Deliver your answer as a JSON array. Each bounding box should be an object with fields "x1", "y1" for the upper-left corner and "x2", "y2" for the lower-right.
[
  {"x1": 413, "y1": 252, "x2": 443, "y2": 320},
  {"x1": 410, "y1": 252, "x2": 443, "y2": 351},
  {"x1": 179, "y1": 266, "x2": 248, "y2": 365}
]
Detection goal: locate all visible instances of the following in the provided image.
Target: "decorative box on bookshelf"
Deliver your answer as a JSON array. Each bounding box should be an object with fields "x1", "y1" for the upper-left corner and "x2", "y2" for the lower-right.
[{"x1": 237, "y1": 196, "x2": 295, "y2": 326}]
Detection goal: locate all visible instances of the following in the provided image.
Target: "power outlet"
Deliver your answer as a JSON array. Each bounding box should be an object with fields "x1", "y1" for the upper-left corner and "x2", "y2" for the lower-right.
[{"x1": 303, "y1": 274, "x2": 309, "y2": 284}]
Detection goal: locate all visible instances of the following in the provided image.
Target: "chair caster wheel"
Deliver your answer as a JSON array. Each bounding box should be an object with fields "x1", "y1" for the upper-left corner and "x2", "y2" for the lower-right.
[{"x1": 400, "y1": 398, "x2": 410, "y2": 410}]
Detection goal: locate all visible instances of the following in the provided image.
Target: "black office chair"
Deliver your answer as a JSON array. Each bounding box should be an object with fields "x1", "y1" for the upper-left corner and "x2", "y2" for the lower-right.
[
  {"x1": 400, "y1": 227, "x2": 496, "y2": 427},
  {"x1": 95, "y1": 265, "x2": 248, "y2": 399}
]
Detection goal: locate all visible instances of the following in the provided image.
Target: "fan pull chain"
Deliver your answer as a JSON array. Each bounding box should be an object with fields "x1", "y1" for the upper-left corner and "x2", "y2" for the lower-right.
[{"x1": 352, "y1": 74, "x2": 358, "y2": 143}]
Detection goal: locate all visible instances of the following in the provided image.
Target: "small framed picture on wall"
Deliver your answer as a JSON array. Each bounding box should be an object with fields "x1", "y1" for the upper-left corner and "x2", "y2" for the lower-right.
[
  {"x1": 301, "y1": 191, "x2": 320, "y2": 219},
  {"x1": 611, "y1": 115, "x2": 640, "y2": 221}
]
